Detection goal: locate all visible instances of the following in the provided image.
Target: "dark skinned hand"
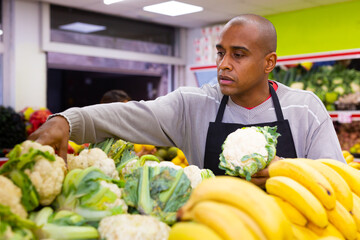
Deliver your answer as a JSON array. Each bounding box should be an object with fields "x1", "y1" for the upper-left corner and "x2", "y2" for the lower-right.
[
  {"x1": 249, "y1": 156, "x2": 282, "y2": 189},
  {"x1": 27, "y1": 116, "x2": 70, "y2": 161}
]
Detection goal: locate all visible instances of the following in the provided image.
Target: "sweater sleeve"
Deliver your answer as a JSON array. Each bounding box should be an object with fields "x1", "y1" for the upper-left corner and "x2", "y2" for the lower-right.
[
  {"x1": 305, "y1": 117, "x2": 346, "y2": 163},
  {"x1": 60, "y1": 89, "x2": 187, "y2": 147}
]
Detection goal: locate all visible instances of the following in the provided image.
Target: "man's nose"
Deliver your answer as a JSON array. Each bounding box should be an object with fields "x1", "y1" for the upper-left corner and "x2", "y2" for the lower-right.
[{"x1": 217, "y1": 54, "x2": 232, "y2": 71}]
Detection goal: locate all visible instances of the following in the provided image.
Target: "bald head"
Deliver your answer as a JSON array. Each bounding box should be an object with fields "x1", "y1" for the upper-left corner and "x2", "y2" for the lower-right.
[{"x1": 224, "y1": 14, "x2": 277, "y2": 54}]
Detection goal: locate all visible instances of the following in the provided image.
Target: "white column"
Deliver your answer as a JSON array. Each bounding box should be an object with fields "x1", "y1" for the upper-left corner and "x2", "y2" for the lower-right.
[{"x1": 7, "y1": 0, "x2": 47, "y2": 111}]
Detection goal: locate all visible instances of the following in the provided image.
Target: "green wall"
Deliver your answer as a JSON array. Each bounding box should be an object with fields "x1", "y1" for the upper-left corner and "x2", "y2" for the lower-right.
[{"x1": 265, "y1": 0, "x2": 360, "y2": 57}]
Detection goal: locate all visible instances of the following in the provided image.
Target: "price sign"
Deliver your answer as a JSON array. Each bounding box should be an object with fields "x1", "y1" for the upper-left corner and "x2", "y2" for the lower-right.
[{"x1": 338, "y1": 112, "x2": 352, "y2": 123}]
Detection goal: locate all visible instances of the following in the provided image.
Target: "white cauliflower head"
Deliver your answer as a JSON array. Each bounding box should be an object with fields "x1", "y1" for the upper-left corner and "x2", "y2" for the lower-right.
[
  {"x1": 183, "y1": 165, "x2": 202, "y2": 188},
  {"x1": 99, "y1": 181, "x2": 128, "y2": 213},
  {"x1": 19, "y1": 140, "x2": 67, "y2": 206},
  {"x1": 222, "y1": 127, "x2": 268, "y2": 168},
  {"x1": 219, "y1": 126, "x2": 280, "y2": 180},
  {"x1": 98, "y1": 214, "x2": 170, "y2": 240},
  {"x1": 0, "y1": 175, "x2": 27, "y2": 218},
  {"x1": 67, "y1": 148, "x2": 119, "y2": 180}
]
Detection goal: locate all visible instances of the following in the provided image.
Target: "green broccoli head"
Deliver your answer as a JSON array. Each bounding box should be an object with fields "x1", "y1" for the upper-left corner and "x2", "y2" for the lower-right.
[{"x1": 219, "y1": 126, "x2": 280, "y2": 180}]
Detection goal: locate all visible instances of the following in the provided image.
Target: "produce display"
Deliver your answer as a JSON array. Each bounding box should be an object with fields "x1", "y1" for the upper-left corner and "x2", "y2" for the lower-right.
[
  {"x1": 0, "y1": 139, "x2": 214, "y2": 239},
  {"x1": 334, "y1": 121, "x2": 360, "y2": 155},
  {"x1": 270, "y1": 63, "x2": 360, "y2": 111}
]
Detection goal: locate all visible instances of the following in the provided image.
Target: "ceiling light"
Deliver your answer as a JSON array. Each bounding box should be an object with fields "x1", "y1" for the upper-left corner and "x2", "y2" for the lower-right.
[
  {"x1": 59, "y1": 22, "x2": 106, "y2": 33},
  {"x1": 0, "y1": 30, "x2": 3, "y2": 35},
  {"x1": 143, "y1": 1, "x2": 203, "y2": 17},
  {"x1": 103, "y1": 0, "x2": 124, "y2": 5}
]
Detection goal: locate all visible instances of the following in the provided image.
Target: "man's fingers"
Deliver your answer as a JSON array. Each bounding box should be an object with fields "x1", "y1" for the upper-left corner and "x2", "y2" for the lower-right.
[{"x1": 250, "y1": 177, "x2": 267, "y2": 189}]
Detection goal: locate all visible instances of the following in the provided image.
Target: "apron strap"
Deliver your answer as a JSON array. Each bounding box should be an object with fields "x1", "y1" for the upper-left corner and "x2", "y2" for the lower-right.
[
  {"x1": 215, "y1": 95, "x2": 229, "y2": 123},
  {"x1": 269, "y1": 83, "x2": 284, "y2": 121}
]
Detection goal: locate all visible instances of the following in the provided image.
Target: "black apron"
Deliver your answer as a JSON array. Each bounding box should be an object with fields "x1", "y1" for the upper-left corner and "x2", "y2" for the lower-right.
[{"x1": 204, "y1": 83, "x2": 297, "y2": 175}]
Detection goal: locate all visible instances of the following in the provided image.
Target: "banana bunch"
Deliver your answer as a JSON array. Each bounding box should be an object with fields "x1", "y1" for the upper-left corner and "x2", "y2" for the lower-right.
[
  {"x1": 266, "y1": 158, "x2": 360, "y2": 240},
  {"x1": 343, "y1": 150, "x2": 360, "y2": 170},
  {"x1": 169, "y1": 176, "x2": 292, "y2": 240}
]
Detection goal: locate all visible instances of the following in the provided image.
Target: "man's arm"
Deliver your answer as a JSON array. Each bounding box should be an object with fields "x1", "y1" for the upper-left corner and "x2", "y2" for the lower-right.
[{"x1": 28, "y1": 116, "x2": 70, "y2": 160}]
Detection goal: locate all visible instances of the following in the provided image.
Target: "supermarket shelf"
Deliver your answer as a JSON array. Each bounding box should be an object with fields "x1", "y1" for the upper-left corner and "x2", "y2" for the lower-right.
[{"x1": 329, "y1": 111, "x2": 360, "y2": 122}]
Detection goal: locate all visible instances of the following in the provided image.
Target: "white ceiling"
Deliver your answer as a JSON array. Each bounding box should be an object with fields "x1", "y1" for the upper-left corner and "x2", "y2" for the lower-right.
[{"x1": 26, "y1": 0, "x2": 351, "y2": 28}]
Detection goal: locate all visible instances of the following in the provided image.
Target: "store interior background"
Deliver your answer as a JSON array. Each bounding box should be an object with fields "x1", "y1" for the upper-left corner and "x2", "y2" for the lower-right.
[{"x1": 0, "y1": 0, "x2": 360, "y2": 153}]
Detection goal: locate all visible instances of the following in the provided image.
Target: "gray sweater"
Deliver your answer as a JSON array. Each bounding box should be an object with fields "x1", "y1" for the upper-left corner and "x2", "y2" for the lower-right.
[{"x1": 61, "y1": 81, "x2": 346, "y2": 167}]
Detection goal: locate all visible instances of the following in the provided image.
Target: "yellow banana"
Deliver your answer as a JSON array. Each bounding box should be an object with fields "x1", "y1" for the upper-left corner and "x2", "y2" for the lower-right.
[
  {"x1": 266, "y1": 176, "x2": 328, "y2": 228},
  {"x1": 184, "y1": 200, "x2": 256, "y2": 240},
  {"x1": 168, "y1": 222, "x2": 223, "y2": 240},
  {"x1": 222, "y1": 203, "x2": 267, "y2": 240},
  {"x1": 269, "y1": 195, "x2": 307, "y2": 226},
  {"x1": 178, "y1": 176, "x2": 291, "y2": 240},
  {"x1": 351, "y1": 192, "x2": 360, "y2": 231},
  {"x1": 307, "y1": 222, "x2": 344, "y2": 239},
  {"x1": 318, "y1": 159, "x2": 360, "y2": 197},
  {"x1": 349, "y1": 161, "x2": 360, "y2": 170},
  {"x1": 317, "y1": 237, "x2": 344, "y2": 240},
  {"x1": 326, "y1": 200, "x2": 357, "y2": 240},
  {"x1": 291, "y1": 224, "x2": 318, "y2": 240},
  {"x1": 299, "y1": 159, "x2": 353, "y2": 212},
  {"x1": 269, "y1": 158, "x2": 336, "y2": 210}
]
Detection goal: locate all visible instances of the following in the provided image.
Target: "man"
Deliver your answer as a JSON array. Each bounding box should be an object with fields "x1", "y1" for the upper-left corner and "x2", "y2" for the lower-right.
[{"x1": 29, "y1": 14, "x2": 345, "y2": 187}]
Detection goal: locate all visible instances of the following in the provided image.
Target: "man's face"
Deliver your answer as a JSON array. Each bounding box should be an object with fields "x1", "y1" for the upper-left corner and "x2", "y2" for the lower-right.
[{"x1": 216, "y1": 23, "x2": 267, "y2": 97}]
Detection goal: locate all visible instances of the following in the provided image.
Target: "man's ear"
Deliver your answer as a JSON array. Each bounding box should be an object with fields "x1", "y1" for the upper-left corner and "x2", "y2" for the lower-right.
[{"x1": 264, "y1": 52, "x2": 277, "y2": 74}]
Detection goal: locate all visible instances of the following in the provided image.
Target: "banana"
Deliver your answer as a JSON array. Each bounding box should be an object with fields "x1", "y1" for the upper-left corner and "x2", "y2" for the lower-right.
[
  {"x1": 299, "y1": 159, "x2": 353, "y2": 212},
  {"x1": 291, "y1": 224, "x2": 318, "y2": 240},
  {"x1": 307, "y1": 222, "x2": 344, "y2": 239},
  {"x1": 270, "y1": 195, "x2": 307, "y2": 226},
  {"x1": 222, "y1": 203, "x2": 267, "y2": 240},
  {"x1": 349, "y1": 161, "x2": 360, "y2": 170},
  {"x1": 266, "y1": 176, "x2": 328, "y2": 228},
  {"x1": 168, "y1": 222, "x2": 223, "y2": 240},
  {"x1": 318, "y1": 159, "x2": 360, "y2": 197},
  {"x1": 269, "y1": 158, "x2": 336, "y2": 210},
  {"x1": 184, "y1": 200, "x2": 256, "y2": 240},
  {"x1": 178, "y1": 176, "x2": 291, "y2": 240},
  {"x1": 326, "y1": 200, "x2": 357, "y2": 240},
  {"x1": 351, "y1": 193, "x2": 360, "y2": 231}
]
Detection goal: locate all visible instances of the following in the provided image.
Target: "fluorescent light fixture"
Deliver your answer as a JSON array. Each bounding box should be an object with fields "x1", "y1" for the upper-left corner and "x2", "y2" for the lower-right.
[
  {"x1": 0, "y1": 29, "x2": 3, "y2": 35},
  {"x1": 104, "y1": 0, "x2": 124, "y2": 5},
  {"x1": 59, "y1": 22, "x2": 106, "y2": 33},
  {"x1": 143, "y1": 1, "x2": 203, "y2": 17}
]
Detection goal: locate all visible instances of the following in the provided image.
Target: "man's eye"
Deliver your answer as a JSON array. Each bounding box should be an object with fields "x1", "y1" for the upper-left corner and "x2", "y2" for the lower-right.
[
  {"x1": 234, "y1": 53, "x2": 244, "y2": 58},
  {"x1": 217, "y1": 52, "x2": 225, "y2": 57}
]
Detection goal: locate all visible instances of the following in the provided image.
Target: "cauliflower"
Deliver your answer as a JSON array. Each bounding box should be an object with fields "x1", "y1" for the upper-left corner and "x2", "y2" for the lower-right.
[
  {"x1": 183, "y1": 165, "x2": 215, "y2": 188},
  {"x1": 1, "y1": 140, "x2": 66, "y2": 208},
  {"x1": 98, "y1": 214, "x2": 170, "y2": 240},
  {"x1": 0, "y1": 175, "x2": 27, "y2": 218},
  {"x1": 219, "y1": 126, "x2": 280, "y2": 180},
  {"x1": 100, "y1": 181, "x2": 128, "y2": 213},
  {"x1": 55, "y1": 167, "x2": 127, "y2": 223},
  {"x1": 20, "y1": 141, "x2": 66, "y2": 205},
  {"x1": 67, "y1": 148, "x2": 119, "y2": 179}
]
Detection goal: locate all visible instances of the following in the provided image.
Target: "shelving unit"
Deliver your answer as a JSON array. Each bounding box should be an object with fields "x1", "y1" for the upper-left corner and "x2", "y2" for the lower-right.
[{"x1": 329, "y1": 111, "x2": 360, "y2": 122}]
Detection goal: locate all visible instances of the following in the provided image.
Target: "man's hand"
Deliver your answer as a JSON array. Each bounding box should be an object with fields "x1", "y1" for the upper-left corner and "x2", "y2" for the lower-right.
[
  {"x1": 28, "y1": 116, "x2": 70, "y2": 161},
  {"x1": 250, "y1": 156, "x2": 282, "y2": 189}
]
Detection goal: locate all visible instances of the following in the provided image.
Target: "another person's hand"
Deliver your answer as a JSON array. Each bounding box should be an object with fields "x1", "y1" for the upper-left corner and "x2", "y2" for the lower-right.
[
  {"x1": 250, "y1": 156, "x2": 282, "y2": 189},
  {"x1": 28, "y1": 116, "x2": 70, "y2": 161}
]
